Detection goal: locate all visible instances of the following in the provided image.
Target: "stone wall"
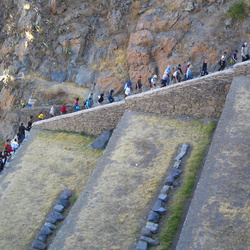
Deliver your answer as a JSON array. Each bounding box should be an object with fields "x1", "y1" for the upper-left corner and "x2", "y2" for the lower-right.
[
  {"x1": 33, "y1": 101, "x2": 126, "y2": 135},
  {"x1": 33, "y1": 61, "x2": 250, "y2": 135}
]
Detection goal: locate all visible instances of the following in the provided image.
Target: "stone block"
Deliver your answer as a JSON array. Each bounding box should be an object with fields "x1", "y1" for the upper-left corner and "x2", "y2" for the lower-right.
[
  {"x1": 140, "y1": 236, "x2": 159, "y2": 246},
  {"x1": 136, "y1": 240, "x2": 148, "y2": 250},
  {"x1": 40, "y1": 225, "x2": 52, "y2": 236},
  {"x1": 161, "y1": 185, "x2": 171, "y2": 194},
  {"x1": 51, "y1": 211, "x2": 64, "y2": 220},
  {"x1": 165, "y1": 176, "x2": 174, "y2": 185},
  {"x1": 141, "y1": 227, "x2": 152, "y2": 237},
  {"x1": 147, "y1": 211, "x2": 160, "y2": 223},
  {"x1": 54, "y1": 204, "x2": 64, "y2": 213},
  {"x1": 158, "y1": 194, "x2": 168, "y2": 202},
  {"x1": 175, "y1": 143, "x2": 189, "y2": 161},
  {"x1": 32, "y1": 240, "x2": 47, "y2": 250}
]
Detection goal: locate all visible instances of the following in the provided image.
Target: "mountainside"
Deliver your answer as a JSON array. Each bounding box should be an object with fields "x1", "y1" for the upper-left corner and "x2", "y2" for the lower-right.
[{"x1": 0, "y1": 0, "x2": 249, "y2": 140}]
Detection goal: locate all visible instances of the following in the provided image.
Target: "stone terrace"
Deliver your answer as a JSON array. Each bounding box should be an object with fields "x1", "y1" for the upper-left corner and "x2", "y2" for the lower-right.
[{"x1": 33, "y1": 61, "x2": 250, "y2": 135}]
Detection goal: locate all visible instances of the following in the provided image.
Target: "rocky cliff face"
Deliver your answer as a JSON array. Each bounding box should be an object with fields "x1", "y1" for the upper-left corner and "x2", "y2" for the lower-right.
[{"x1": 0, "y1": 0, "x2": 249, "y2": 140}]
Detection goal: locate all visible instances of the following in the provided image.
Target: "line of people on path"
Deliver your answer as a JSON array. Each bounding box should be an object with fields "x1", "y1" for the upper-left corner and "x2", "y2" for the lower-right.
[
  {"x1": 0, "y1": 116, "x2": 33, "y2": 173},
  {"x1": 123, "y1": 41, "x2": 249, "y2": 95}
]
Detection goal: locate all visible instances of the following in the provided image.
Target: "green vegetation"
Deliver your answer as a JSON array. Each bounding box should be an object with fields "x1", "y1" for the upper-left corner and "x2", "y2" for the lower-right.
[
  {"x1": 159, "y1": 121, "x2": 216, "y2": 250},
  {"x1": 227, "y1": 1, "x2": 248, "y2": 20},
  {"x1": 44, "y1": 129, "x2": 96, "y2": 139}
]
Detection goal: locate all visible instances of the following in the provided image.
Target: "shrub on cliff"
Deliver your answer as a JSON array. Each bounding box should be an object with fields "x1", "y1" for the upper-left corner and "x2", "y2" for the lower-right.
[{"x1": 227, "y1": 1, "x2": 248, "y2": 20}]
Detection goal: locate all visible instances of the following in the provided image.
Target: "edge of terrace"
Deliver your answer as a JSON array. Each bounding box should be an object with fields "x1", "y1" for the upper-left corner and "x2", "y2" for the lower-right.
[{"x1": 33, "y1": 61, "x2": 250, "y2": 135}]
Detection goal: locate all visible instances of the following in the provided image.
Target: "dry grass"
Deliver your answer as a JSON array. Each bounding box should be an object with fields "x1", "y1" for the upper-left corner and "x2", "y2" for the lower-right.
[
  {"x1": 0, "y1": 131, "x2": 103, "y2": 250},
  {"x1": 0, "y1": 139, "x2": 4, "y2": 151},
  {"x1": 33, "y1": 82, "x2": 90, "y2": 105},
  {"x1": 52, "y1": 113, "x2": 214, "y2": 249},
  {"x1": 92, "y1": 48, "x2": 129, "y2": 80}
]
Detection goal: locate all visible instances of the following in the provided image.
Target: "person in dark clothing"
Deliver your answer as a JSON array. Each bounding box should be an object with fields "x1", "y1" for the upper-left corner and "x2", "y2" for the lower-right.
[
  {"x1": 201, "y1": 60, "x2": 208, "y2": 76},
  {"x1": 108, "y1": 90, "x2": 114, "y2": 103},
  {"x1": 136, "y1": 75, "x2": 142, "y2": 93},
  {"x1": 0, "y1": 152, "x2": 4, "y2": 172},
  {"x1": 98, "y1": 93, "x2": 104, "y2": 104},
  {"x1": 18, "y1": 123, "x2": 28, "y2": 143},
  {"x1": 27, "y1": 115, "x2": 33, "y2": 131}
]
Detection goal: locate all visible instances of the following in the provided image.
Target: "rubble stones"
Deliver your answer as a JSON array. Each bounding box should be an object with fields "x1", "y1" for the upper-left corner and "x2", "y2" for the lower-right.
[
  {"x1": 165, "y1": 176, "x2": 174, "y2": 185},
  {"x1": 54, "y1": 204, "x2": 64, "y2": 213},
  {"x1": 140, "y1": 236, "x2": 159, "y2": 246},
  {"x1": 138, "y1": 143, "x2": 188, "y2": 248},
  {"x1": 161, "y1": 185, "x2": 171, "y2": 194},
  {"x1": 141, "y1": 228, "x2": 152, "y2": 237},
  {"x1": 147, "y1": 211, "x2": 160, "y2": 223},
  {"x1": 136, "y1": 240, "x2": 148, "y2": 250},
  {"x1": 32, "y1": 190, "x2": 72, "y2": 249},
  {"x1": 32, "y1": 240, "x2": 47, "y2": 250},
  {"x1": 51, "y1": 211, "x2": 64, "y2": 220},
  {"x1": 40, "y1": 225, "x2": 52, "y2": 236},
  {"x1": 158, "y1": 194, "x2": 168, "y2": 202}
]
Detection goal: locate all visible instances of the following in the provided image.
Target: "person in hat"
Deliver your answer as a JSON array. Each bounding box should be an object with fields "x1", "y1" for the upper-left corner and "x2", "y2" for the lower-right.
[
  {"x1": 136, "y1": 75, "x2": 142, "y2": 93},
  {"x1": 241, "y1": 42, "x2": 249, "y2": 62}
]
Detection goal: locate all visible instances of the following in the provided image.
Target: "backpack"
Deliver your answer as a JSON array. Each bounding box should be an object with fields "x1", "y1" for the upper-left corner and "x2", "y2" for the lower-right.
[
  {"x1": 184, "y1": 66, "x2": 188, "y2": 73},
  {"x1": 148, "y1": 77, "x2": 152, "y2": 83}
]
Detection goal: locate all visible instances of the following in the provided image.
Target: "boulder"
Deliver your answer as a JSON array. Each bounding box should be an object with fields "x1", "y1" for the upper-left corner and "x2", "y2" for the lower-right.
[
  {"x1": 32, "y1": 240, "x2": 47, "y2": 250},
  {"x1": 51, "y1": 70, "x2": 67, "y2": 83},
  {"x1": 147, "y1": 211, "x2": 160, "y2": 223},
  {"x1": 51, "y1": 211, "x2": 64, "y2": 220},
  {"x1": 161, "y1": 185, "x2": 171, "y2": 194},
  {"x1": 36, "y1": 234, "x2": 47, "y2": 243},
  {"x1": 175, "y1": 143, "x2": 189, "y2": 161},
  {"x1": 165, "y1": 176, "x2": 174, "y2": 185},
  {"x1": 140, "y1": 236, "x2": 159, "y2": 246},
  {"x1": 91, "y1": 130, "x2": 113, "y2": 150},
  {"x1": 141, "y1": 227, "x2": 152, "y2": 237},
  {"x1": 62, "y1": 190, "x2": 73, "y2": 198},
  {"x1": 158, "y1": 194, "x2": 168, "y2": 202},
  {"x1": 54, "y1": 204, "x2": 64, "y2": 213},
  {"x1": 75, "y1": 66, "x2": 94, "y2": 87},
  {"x1": 58, "y1": 198, "x2": 70, "y2": 208},
  {"x1": 136, "y1": 240, "x2": 148, "y2": 250},
  {"x1": 40, "y1": 225, "x2": 52, "y2": 236}
]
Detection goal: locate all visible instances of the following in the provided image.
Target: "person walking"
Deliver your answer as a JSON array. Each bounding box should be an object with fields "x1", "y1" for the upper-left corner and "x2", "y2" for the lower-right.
[
  {"x1": 161, "y1": 73, "x2": 170, "y2": 87},
  {"x1": 74, "y1": 98, "x2": 80, "y2": 111},
  {"x1": 60, "y1": 104, "x2": 67, "y2": 115},
  {"x1": 49, "y1": 104, "x2": 56, "y2": 117},
  {"x1": 230, "y1": 50, "x2": 238, "y2": 66},
  {"x1": 185, "y1": 64, "x2": 193, "y2": 80},
  {"x1": 18, "y1": 123, "x2": 28, "y2": 143},
  {"x1": 218, "y1": 51, "x2": 227, "y2": 71},
  {"x1": 201, "y1": 60, "x2": 208, "y2": 76},
  {"x1": 27, "y1": 115, "x2": 33, "y2": 131},
  {"x1": 135, "y1": 76, "x2": 142, "y2": 93},
  {"x1": 241, "y1": 42, "x2": 249, "y2": 62},
  {"x1": 108, "y1": 90, "x2": 114, "y2": 103},
  {"x1": 98, "y1": 93, "x2": 104, "y2": 104},
  {"x1": 151, "y1": 75, "x2": 157, "y2": 87}
]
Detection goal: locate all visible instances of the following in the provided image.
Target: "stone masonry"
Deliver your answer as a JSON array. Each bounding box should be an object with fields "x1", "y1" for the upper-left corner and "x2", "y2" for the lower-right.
[{"x1": 33, "y1": 61, "x2": 250, "y2": 135}]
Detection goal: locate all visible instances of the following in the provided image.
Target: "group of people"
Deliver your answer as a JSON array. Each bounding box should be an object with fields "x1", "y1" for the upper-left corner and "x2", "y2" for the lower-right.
[
  {"x1": 0, "y1": 116, "x2": 33, "y2": 173},
  {"x1": 125, "y1": 42, "x2": 249, "y2": 93}
]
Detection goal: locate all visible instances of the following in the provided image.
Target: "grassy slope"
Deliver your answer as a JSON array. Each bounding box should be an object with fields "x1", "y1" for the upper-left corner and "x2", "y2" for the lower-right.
[
  {"x1": 159, "y1": 121, "x2": 215, "y2": 249},
  {"x1": 51, "y1": 113, "x2": 215, "y2": 249},
  {"x1": 0, "y1": 132, "x2": 103, "y2": 250}
]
